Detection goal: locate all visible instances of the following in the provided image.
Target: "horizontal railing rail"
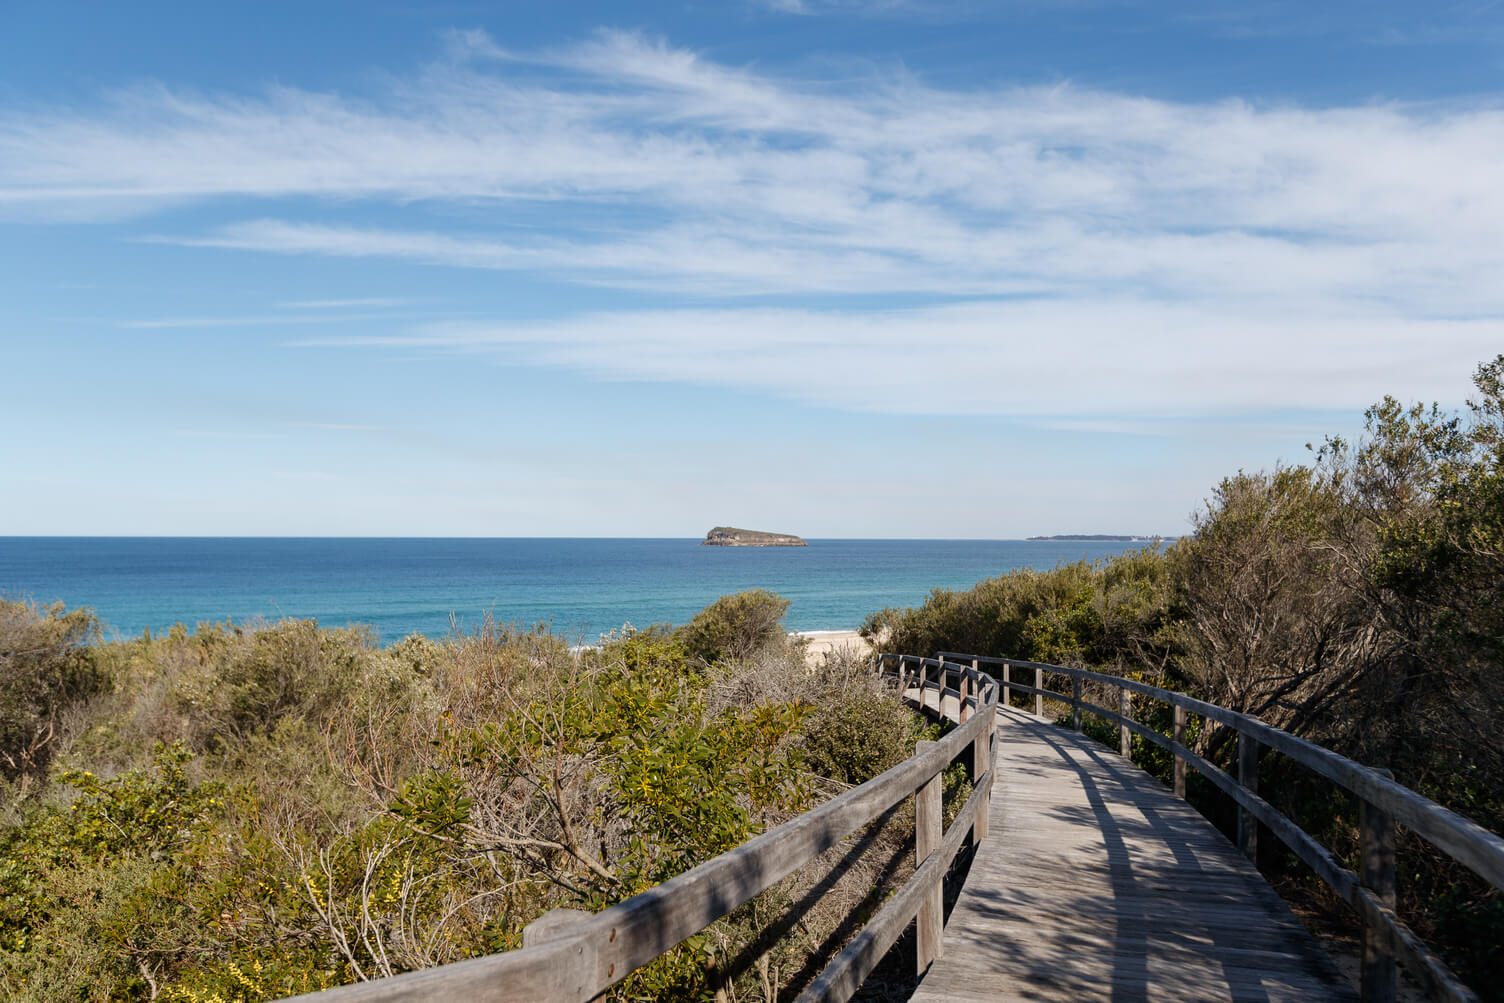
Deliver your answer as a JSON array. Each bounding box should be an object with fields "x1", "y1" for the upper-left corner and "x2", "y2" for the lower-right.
[
  {"x1": 284, "y1": 658, "x2": 998, "y2": 1003},
  {"x1": 940, "y1": 651, "x2": 1504, "y2": 1003}
]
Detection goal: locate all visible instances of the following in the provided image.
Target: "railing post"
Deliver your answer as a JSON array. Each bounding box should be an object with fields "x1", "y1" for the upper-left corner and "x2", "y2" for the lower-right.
[
  {"x1": 521, "y1": 907, "x2": 590, "y2": 948},
  {"x1": 1119, "y1": 685, "x2": 1131, "y2": 758},
  {"x1": 1071, "y1": 675, "x2": 1082, "y2": 732},
  {"x1": 959, "y1": 665, "x2": 971, "y2": 722},
  {"x1": 971, "y1": 699, "x2": 991, "y2": 843},
  {"x1": 1173, "y1": 705, "x2": 1187, "y2": 800},
  {"x1": 915, "y1": 740, "x2": 943, "y2": 975},
  {"x1": 1360, "y1": 771, "x2": 1397, "y2": 1003},
  {"x1": 1034, "y1": 666, "x2": 1043, "y2": 717},
  {"x1": 1238, "y1": 732, "x2": 1258, "y2": 862},
  {"x1": 999, "y1": 660, "x2": 1009, "y2": 708}
]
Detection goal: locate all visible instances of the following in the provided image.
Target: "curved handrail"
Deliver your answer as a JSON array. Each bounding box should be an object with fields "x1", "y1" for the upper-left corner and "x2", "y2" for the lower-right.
[
  {"x1": 284, "y1": 658, "x2": 998, "y2": 1003},
  {"x1": 939, "y1": 651, "x2": 1503, "y2": 1003}
]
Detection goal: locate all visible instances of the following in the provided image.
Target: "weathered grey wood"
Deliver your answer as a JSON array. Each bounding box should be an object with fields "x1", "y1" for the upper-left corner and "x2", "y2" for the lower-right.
[
  {"x1": 522, "y1": 908, "x2": 591, "y2": 948},
  {"x1": 1174, "y1": 705, "x2": 1187, "y2": 799},
  {"x1": 1119, "y1": 686, "x2": 1131, "y2": 758},
  {"x1": 1000, "y1": 659, "x2": 1010, "y2": 708},
  {"x1": 938, "y1": 652, "x2": 1504, "y2": 895},
  {"x1": 1361, "y1": 780, "x2": 1397, "y2": 1003},
  {"x1": 972, "y1": 693, "x2": 993, "y2": 843},
  {"x1": 937, "y1": 651, "x2": 1504, "y2": 1001},
  {"x1": 910, "y1": 706, "x2": 1356, "y2": 1003},
  {"x1": 1350, "y1": 886, "x2": 1478, "y2": 1003},
  {"x1": 1239, "y1": 732, "x2": 1258, "y2": 862},
  {"x1": 797, "y1": 774, "x2": 991, "y2": 1003},
  {"x1": 1034, "y1": 665, "x2": 1043, "y2": 717},
  {"x1": 1099, "y1": 697, "x2": 1480, "y2": 1003},
  {"x1": 915, "y1": 739, "x2": 944, "y2": 975},
  {"x1": 1072, "y1": 675, "x2": 1083, "y2": 731}
]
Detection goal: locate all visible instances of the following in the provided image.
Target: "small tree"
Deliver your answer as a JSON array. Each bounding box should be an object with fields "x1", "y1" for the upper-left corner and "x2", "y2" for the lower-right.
[
  {"x1": 0, "y1": 600, "x2": 103, "y2": 785},
  {"x1": 677, "y1": 590, "x2": 791, "y2": 664}
]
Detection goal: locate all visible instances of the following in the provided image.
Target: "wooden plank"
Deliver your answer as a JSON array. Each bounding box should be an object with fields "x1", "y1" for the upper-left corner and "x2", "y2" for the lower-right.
[
  {"x1": 938, "y1": 652, "x2": 1504, "y2": 894},
  {"x1": 915, "y1": 740, "x2": 944, "y2": 974},
  {"x1": 1119, "y1": 686, "x2": 1131, "y2": 758},
  {"x1": 797, "y1": 774, "x2": 992, "y2": 1003},
  {"x1": 972, "y1": 709, "x2": 991, "y2": 842},
  {"x1": 1239, "y1": 732, "x2": 1258, "y2": 862},
  {"x1": 1360, "y1": 790, "x2": 1397, "y2": 1003},
  {"x1": 910, "y1": 706, "x2": 1357, "y2": 1003},
  {"x1": 1173, "y1": 705, "x2": 1187, "y2": 800}
]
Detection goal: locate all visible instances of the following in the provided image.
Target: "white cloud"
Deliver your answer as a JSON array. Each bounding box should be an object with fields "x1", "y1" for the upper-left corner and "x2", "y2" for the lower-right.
[
  {"x1": 290, "y1": 299, "x2": 1501, "y2": 417},
  {"x1": 277, "y1": 297, "x2": 413, "y2": 309},
  {"x1": 5, "y1": 30, "x2": 1503, "y2": 418},
  {"x1": 122, "y1": 311, "x2": 394, "y2": 328},
  {"x1": 291, "y1": 422, "x2": 387, "y2": 432}
]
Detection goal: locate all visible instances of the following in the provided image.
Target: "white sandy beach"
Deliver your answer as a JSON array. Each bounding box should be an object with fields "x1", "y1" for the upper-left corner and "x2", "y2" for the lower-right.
[{"x1": 792, "y1": 629, "x2": 872, "y2": 664}]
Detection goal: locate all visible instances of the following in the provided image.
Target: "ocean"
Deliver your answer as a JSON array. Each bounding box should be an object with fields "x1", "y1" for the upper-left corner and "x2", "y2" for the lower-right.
[{"x1": 0, "y1": 537, "x2": 1152, "y2": 644}]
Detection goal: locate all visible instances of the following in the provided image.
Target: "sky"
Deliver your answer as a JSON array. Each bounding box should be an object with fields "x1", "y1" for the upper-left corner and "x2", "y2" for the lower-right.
[{"x1": 3, "y1": 1, "x2": 1503, "y2": 538}]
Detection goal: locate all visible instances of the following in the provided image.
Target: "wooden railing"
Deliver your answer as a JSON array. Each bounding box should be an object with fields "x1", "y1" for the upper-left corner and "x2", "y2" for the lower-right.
[
  {"x1": 285, "y1": 657, "x2": 998, "y2": 1003},
  {"x1": 940, "y1": 651, "x2": 1504, "y2": 1003}
]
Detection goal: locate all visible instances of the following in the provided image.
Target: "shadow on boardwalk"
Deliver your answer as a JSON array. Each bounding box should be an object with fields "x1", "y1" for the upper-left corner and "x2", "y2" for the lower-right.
[{"x1": 908, "y1": 707, "x2": 1357, "y2": 1003}]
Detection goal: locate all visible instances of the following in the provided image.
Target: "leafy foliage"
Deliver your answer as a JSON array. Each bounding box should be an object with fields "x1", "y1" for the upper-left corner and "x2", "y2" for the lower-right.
[
  {"x1": 676, "y1": 588, "x2": 791, "y2": 664},
  {"x1": 860, "y1": 546, "x2": 1178, "y2": 674},
  {"x1": 0, "y1": 593, "x2": 920, "y2": 1001},
  {"x1": 869, "y1": 356, "x2": 1504, "y2": 998},
  {"x1": 0, "y1": 600, "x2": 103, "y2": 783}
]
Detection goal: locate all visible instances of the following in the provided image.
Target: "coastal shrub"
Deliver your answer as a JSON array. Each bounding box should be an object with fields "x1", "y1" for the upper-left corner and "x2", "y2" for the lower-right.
[
  {"x1": 860, "y1": 550, "x2": 1176, "y2": 673},
  {"x1": 0, "y1": 592, "x2": 954, "y2": 1000},
  {"x1": 801, "y1": 688, "x2": 922, "y2": 785},
  {"x1": 0, "y1": 599, "x2": 103, "y2": 785},
  {"x1": 0, "y1": 743, "x2": 233, "y2": 998},
  {"x1": 677, "y1": 588, "x2": 791, "y2": 664},
  {"x1": 169, "y1": 619, "x2": 395, "y2": 749}
]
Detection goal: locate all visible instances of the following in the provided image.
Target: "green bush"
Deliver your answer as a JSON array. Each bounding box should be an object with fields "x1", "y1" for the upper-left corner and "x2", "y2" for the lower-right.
[
  {"x1": 860, "y1": 549, "x2": 1176, "y2": 671},
  {"x1": 169, "y1": 619, "x2": 394, "y2": 749},
  {"x1": 0, "y1": 594, "x2": 935, "y2": 1001},
  {"x1": 676, "y1": 589, "x2": 791, "y2": 664},
  {"x1": 801, "y1": 689, "x2": 923, "y2": 785},
  {"x1": 0, "y1": 600, "x2": 103, "y2": 783}
]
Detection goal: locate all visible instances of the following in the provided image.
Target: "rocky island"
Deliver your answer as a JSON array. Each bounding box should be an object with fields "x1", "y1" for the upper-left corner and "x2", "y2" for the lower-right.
[{"x1": 701, "y1": 526, "x2": 808, "y2": 547}]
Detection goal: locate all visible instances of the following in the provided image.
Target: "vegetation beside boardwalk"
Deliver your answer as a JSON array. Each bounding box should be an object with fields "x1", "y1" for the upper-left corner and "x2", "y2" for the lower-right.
[
  {"x1": 4, "y1": 355, "x2": 1500, "y2": 1000},
  {"x1": 0, "y1": 590, "x2": 945, "y2": 1002},
  {"x1": 864, "y1": 356, "x2": 1504, "y2": 997}
]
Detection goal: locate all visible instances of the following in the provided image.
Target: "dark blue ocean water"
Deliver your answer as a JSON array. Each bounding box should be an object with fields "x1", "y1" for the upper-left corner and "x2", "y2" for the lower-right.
[{"x1": 0, "y1": 538, "x2": 1151, "y2": 643}]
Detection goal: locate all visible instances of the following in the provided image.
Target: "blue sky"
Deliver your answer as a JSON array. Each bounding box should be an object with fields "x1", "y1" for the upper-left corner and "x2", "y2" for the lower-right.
[{"x1": 4, "y1": 1, "x2": 1503, "y2": 537}]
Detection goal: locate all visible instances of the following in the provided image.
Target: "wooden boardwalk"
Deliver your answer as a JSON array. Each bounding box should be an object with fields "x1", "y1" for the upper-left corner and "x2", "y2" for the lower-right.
[{"x1": 910, "y1": 705, "x2": 1357, "y2": 1002}]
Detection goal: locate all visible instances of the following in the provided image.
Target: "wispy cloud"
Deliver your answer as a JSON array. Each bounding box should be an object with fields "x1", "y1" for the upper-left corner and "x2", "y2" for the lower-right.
[
  {"x1": 277, "y1": 297, "x2": 413, "y2": 309},
  {"x1": 289, "y1": 299, "x2": 1500, "y2": 418},
  {"x1": 291, "y1": 422, "x2": 386, "y2": 432},
  {"x1": 171, "y1": 428, "x2": 280, "y2": 441},
  {"x1": 123, "y1": 311, "x2": 398, "y2": 329},
  {"x1": 6, "y1": 30, "x2": 1503, "y2": 416}
]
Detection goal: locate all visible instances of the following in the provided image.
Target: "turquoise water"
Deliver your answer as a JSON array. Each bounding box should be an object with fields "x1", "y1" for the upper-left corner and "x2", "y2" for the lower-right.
[{"x1": 0, "y1": 537, "x2": 1151, "y2": 643}]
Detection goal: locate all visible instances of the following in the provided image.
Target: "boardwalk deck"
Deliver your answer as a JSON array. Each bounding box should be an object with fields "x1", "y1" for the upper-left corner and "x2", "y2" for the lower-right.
[{"x1": 910, "y1": 705, "x2": 1358, "y2": 1003}]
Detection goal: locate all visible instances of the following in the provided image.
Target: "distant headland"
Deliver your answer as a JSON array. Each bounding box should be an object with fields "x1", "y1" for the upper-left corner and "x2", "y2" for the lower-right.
[
  {"x1": 702, "y1": 526, "x2": 808, "y2": 547},
  {"x1": 1026, "y1": 534, "x2": 1176, "y2": 542}
]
